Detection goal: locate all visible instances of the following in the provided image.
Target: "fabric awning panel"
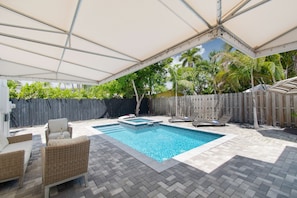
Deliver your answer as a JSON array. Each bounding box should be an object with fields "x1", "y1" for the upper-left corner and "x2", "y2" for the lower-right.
[{"x1": 0, "y1": 0, "x2": 297, "y2": 85}]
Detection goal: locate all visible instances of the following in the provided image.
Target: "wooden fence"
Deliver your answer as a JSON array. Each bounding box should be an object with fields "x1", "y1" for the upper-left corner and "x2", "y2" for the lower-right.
[
  {"x1": 151, "y1": 92, "x2": 297, "y2": 128},
  {"x1": 10, "y1": 98, "x2": 149, "y2": 128},
  {"x1": 10, "y1": 93, "x2": 297, "y2": 128}
]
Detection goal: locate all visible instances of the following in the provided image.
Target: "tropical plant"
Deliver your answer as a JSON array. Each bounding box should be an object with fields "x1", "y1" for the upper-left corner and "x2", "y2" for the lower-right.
[
  {"x1": 215, "y1": 50, "x2": 285, "y2": 128},
  {"x1": 117, "y1": 58, "x2": 171, "y2": 115},
  {"x1": 179, "y1": 47, "x2": 203, "y2": 67},
  {"x1": 215, "y1": 51, "x2": 284, "y2": 93},
  {"x1": 88, "y1": 81, "x2": 122, "y2": 99},
  {"x1": 7, "y1": 80, "x2": 19, "y2": 98},
  {"x1": 280, "y1": 50, "x2": 297, "y2": 78},
  {"x1": 18, "y1": 82, "x2": 48, "y2": 99}
]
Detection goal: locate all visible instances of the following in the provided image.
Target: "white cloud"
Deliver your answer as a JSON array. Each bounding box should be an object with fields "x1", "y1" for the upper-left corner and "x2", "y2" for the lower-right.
[
  {"x1": 172, "y1": 54, "x2": 181, "y2": 65},
  {"x1": 197, "y1": 45, "x2": 205, "y2": 56}
]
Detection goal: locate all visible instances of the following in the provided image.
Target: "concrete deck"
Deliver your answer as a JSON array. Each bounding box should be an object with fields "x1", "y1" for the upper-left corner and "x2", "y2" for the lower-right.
[{"x1": 1, "y1": 116, "x2": 297, "y2": 198}]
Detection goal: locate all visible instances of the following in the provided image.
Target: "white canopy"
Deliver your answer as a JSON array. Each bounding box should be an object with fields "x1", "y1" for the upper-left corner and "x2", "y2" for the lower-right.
[{"x1": 1, "y1": 0, "x2": 297, "y2": 85}]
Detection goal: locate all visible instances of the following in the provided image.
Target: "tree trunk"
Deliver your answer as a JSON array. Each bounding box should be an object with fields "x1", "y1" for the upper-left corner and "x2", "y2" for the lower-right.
[
  {"x1": 251, "y1": 60, "x2": 259, "y2": 129},
  {"x1": 132, "y1": 79, "x2": 145, "y2": 116}
]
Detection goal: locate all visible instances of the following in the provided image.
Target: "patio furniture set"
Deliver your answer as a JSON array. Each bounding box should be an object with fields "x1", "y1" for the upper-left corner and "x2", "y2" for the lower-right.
[{"x1": 0, "y1": 118, "x2": 90, "y2": 198}]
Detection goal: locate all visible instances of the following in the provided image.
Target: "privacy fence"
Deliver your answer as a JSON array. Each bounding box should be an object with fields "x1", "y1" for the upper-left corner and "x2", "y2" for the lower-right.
[
  {"x1": 10, "y1": 92, "x2": 297, "y2": 128},
  {"x1": 151, "y1": 92, "x2": 297, "y2": 128},
  {"x1": 10, "y1": 98, "x2": 149, "y2": 128}
]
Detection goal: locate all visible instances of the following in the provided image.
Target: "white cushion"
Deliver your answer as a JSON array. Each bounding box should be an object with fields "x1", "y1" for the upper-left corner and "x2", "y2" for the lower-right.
[
  {"x1": 1, "y1": 140, "x2": 32, "y2": 167},
  {"x1": 48, "y1": 135, "x2": 88, "y2": 147},
  {"x1": 48, "y1": 131, "x2": 71, "y2": 140},
  {"x1": 0, "y1": 135, "x2": 9, "y2": 152},
  {"x1": 48, "y1": 118, "x2": 68, "y2": 132}
]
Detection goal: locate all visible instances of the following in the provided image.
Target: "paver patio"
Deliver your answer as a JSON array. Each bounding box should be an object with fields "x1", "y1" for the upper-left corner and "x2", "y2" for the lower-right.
[{"x1": 1, "y1": 116, "x2": 297, "y2": 198}]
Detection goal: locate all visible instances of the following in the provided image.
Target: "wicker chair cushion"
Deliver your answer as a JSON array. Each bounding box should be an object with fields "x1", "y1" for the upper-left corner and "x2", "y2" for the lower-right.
[
  {"x1": 48, "y1": 135, "x2": 88, "y2": 146},
  {"x1": 48, "y1": 131, "x2": 71, "y2": 140},
  {"x1": 1, "y1": 140, "x2": 32, "y2": 165},
  {"x1": 0, "y1": 135, "x2": 9, "y2": 152},
  {"x1": 48, "y1": 118, "x2": 68, "y2": 132}
]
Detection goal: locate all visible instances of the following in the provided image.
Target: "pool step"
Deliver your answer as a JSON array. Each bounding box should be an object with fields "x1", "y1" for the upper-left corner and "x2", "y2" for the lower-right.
[{"x1": 97, "y1": 125, "x2": 125, "y2": 133}]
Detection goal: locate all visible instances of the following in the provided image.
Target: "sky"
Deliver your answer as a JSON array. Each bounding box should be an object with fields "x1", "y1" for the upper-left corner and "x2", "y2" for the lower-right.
[{"x1": 201, "y1": 38, "x2": 225, "y2": 60}]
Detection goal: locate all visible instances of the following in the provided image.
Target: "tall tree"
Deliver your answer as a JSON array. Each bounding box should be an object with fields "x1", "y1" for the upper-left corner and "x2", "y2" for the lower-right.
[
  {"x1": 179, "y1": 47, "x2": 203, "y2": 67},
  {"x1": 117, "y1": 58, "x2": 171, "y2": 116},
  {"x1": 280, "y1": 50, "x2": 297, "y2": 78},
  {"x1": 216, "y1": 50, "x2": 284, "y2": 128},
  {"x1": 215, "y1": 51, "x2": 284, "y2": 93},
  {"x1": 207, "y1": 51, "x2": 221, "y2": 94}
]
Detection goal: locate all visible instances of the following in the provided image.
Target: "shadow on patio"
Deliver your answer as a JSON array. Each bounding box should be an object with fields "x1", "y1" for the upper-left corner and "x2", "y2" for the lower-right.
[
  {"x1": 1, "y1": 131, "x2": 297, "y2": 198},
  {"x1": 257, "y1": 127, "x2": 297, "y2": 143}
]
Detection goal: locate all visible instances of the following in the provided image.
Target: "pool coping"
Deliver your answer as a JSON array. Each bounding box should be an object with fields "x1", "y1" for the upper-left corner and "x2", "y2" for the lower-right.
[{"x1": 87, "y1": 122, "x2": 236, "y2": 173}]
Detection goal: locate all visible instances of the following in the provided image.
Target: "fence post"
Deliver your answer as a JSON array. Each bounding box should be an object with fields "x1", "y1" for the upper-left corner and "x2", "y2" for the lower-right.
[{"x1": 285, "y1": 95, "x2": 291, "y2": 127}]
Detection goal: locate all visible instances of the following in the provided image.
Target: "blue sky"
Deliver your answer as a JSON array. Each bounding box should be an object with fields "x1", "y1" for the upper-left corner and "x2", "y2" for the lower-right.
[{"x1": 201, "y1": 38, "x2": 225, "y2": 60}]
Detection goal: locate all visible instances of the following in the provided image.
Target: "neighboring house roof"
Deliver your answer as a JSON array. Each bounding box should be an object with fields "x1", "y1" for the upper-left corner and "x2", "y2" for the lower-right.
[{"x1": 243, "y1": 84, "x2": 271, "y2": 93}]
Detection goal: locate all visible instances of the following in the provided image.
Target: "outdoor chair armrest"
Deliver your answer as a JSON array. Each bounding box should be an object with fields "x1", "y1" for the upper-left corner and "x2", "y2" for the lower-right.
[
  {"x1": 7, "y1": 134, "x2": 33, "y2": 144},
  {"x1": 45, "y1": 128, "x2": 50, "y2": 144},
  {"x1": 0, "y1": 150, "x2": 25, "y2": 184},
  {"x1": 68, "y1": 126, "x2": 73, "y2": 138}
]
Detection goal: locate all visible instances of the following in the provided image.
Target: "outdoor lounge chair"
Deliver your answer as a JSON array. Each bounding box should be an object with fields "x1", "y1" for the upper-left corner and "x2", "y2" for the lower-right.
[
  {"x1": 42, "y1": 135, "x2": 90, "y2": 198},
  {"x1": 0, "y1": 133, "x2": 33, "y2": 187},
  {"x1": 45, "y1": 118, "x2": 72, "y2": 145},
  {"x1": 192, "y1": 114, "x2": 232, "y2": 127},
  {"x1": 168, "y1": 113, "x2": 198, "y2": 123}
]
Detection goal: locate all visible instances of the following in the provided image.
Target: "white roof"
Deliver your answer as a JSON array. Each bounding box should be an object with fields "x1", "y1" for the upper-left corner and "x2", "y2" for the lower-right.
[
  {"x1": 243, "y1": 84, "x2": 271, "y2": 93},
  {"x1": 1, "y1": 0, "x2": 297, "y2": 85}
]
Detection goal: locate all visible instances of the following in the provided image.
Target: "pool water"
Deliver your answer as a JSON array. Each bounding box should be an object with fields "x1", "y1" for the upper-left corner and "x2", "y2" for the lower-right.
[
  {"x1": 126, "y1": 118, "x2": 152, "y2": 123},
  {"x1": 94, "y1": 124, "x2": 223, "y2": 162},
  {"x1": 118, "y1": 117, "x2": 162, "y2": 127}
]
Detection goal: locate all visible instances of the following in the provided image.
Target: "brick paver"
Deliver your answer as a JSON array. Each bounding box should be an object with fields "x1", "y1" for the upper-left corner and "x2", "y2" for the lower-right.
[{"x1": 1, "y1": 117, "x2": 297, "y2": 197}]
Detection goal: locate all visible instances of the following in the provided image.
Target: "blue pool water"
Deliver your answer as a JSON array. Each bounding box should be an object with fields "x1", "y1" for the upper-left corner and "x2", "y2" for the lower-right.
[
  {"x1": 127, "y1": 118, "x2": 152, "y2": 123},
  {"x1": 118, "y1": 117, "x2": 162, "y2": 126},
  {"x1": 94, "y1": 124, "x2": 223, "y2": 162}
]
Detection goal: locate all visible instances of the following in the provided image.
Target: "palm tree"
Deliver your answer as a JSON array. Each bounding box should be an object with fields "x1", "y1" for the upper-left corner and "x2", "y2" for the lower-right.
[
  {"x1": 216, "y1": 50, "x2": 284, "y2": 129},
  {"x1": 207, "y1": 51, "x2": 221, "y2": 94},
  {"x1": 179, "y1": 47, "x2": 203, "y2": 67},
  {"x1": 280, "y1": 50, "x2": 297, "y2": 78},
  {"x1": 168, "y1": 65, "x2": 180, "y2": 116}
]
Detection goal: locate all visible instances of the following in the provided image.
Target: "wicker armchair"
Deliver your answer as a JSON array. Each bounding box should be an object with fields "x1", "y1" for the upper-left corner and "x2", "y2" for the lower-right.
[
  {"x1": 0, "y1": 133, "x2": 33, "y2": 187},
  {"x1": 45, "y1": 118, "x2": 72, "y2": 145},
  {"x1": 41, "y1": 136, "x2": 90, "y2": 198}
]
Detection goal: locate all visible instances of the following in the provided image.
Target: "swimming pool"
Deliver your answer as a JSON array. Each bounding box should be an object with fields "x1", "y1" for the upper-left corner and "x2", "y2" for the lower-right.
[{"x1": 94, "y1": 123, "x2": 223, "y2": 162}]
